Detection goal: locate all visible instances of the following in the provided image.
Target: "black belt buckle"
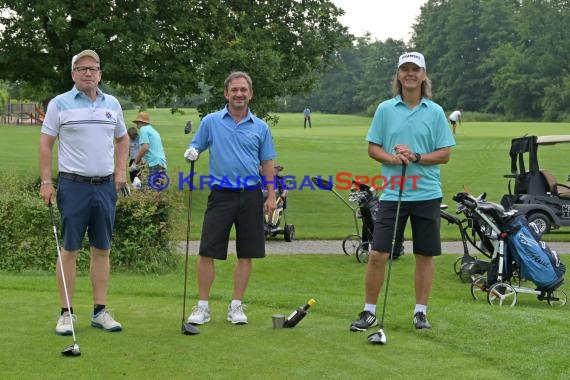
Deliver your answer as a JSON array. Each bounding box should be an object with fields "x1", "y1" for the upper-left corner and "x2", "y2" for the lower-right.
[{"x1": 89, "y1": 176, "x2": 104, "y2": 184}]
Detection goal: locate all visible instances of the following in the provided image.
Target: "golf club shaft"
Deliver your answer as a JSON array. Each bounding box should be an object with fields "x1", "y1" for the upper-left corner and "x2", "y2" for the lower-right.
[
  {"x1": 49, "y1": 203, "x2": 78, "y2": 344},
  {"x1": 379, "y1": 164, "x2": 407, "y2": 328},
  {"x1": 182, "y1": 160, "x2": 195, "y2": 322}
]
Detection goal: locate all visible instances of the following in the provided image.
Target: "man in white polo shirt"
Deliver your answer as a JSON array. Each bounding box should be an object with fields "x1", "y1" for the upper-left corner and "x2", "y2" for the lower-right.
[{"x1": 39, "y1": 49, "x2": 129, "y2": 335}]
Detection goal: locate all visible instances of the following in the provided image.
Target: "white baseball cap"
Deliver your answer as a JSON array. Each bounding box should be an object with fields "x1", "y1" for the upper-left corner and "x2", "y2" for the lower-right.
[
  {"x1": 398, "y1": 52, "x2": 426, "y2": 69},
  {"x1": 71, "y1": 49, "x2": 100, "y2": 70}
]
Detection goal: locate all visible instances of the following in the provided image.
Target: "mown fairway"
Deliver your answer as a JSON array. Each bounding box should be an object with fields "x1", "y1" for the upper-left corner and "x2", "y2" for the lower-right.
[{"x1": 1, "y1": 254, "x2": 569, "y2": 379}]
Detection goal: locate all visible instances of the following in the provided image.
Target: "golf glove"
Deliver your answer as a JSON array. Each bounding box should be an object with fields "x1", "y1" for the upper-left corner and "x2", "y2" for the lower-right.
[
  {"x1": 129, "y1": 162, "x2": 139, "y2": 172},
  {"x1": 184, "y1": 147, "x2": 200, "y2": 162}
]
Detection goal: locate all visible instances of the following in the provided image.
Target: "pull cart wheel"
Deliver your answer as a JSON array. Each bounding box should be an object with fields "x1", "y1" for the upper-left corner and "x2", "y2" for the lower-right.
[{"x1": 487, "y1": 282, "x2": 517, "y2": 306}]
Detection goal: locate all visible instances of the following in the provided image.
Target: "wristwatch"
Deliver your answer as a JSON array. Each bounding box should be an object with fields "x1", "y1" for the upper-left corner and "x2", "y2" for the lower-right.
[{"x1": 414, "y1": 153, "x2": 421, "y2": 163}]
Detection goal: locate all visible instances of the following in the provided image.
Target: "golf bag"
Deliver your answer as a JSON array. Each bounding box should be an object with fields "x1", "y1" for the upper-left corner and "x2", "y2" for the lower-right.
[
  {"x1": 453, "y1": 191, "x2": 567, "y2": 305},
  {"x1": 350, "y1": 183, "x2": 404, "y2": 260},
  {"x1": 505, "y1": 215, "x2": 566, "y2": 291}
]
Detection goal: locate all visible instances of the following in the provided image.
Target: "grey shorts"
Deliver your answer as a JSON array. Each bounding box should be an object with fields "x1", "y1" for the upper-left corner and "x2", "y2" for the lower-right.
[
  {"x1": 372, "y1": 198, "x2": 442, "y2": 256},
  {"x1": 199, "y1": 188, "x2": 265, "y2": 260}
]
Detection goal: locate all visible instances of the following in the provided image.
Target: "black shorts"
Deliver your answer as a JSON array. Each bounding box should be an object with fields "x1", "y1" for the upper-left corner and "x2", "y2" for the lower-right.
[
  {"x1": 371, "y1": 198, "x2": 442, "y2": 257},
  {"x1": 199, "y1": 189, "x2": 265, "y2": 260},
  {"x1": 449, "y1": 119, "x2": 457, "y2": 125}
]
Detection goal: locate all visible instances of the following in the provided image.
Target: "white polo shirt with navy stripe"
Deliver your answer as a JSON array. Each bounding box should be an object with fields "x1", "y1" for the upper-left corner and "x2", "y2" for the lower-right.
[{"x1": 41, "y1": 86, "x2": 127, "y2": 177}]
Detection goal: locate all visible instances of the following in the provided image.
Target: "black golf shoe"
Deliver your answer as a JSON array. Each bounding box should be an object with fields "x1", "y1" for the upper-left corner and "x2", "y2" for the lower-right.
[
  {"x1": 413, "y1": 312, "x2": 431, "y2": 330},
  {"x1": 350, "y1": 310, "x2": 377, "y2": 332}
]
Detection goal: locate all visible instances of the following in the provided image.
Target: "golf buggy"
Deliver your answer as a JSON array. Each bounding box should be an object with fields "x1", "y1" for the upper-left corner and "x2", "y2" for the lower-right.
[
  {"x1": 500, "y1": 135, "x2": 570, "y2": 234},
  {"x1": 264, "y1": 165, "x2": 295, "y2": 242}
]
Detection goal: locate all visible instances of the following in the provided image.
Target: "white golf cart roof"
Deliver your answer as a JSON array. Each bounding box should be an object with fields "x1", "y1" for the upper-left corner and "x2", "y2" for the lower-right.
[{"x1": 536, "y1": 135, "x2": 570, "y2": 145}]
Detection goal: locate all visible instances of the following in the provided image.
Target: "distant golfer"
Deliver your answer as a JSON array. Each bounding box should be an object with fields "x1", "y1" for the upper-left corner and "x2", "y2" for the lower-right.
[
  {"x1": 448, "y1": 108, "x2": 463, "y2": 135},
  {"x1": 183, "y1": 71, "x2": 277, "y2": 326},
  {"x1": 39, "y1": 49, "x2": 128, "y2": 335},
  {"x1": 303, "y1": 106, "x2": 312, "y2": 129},
  {"x1": 350, "y1": 52, "x2": 455, "y2": 332}
]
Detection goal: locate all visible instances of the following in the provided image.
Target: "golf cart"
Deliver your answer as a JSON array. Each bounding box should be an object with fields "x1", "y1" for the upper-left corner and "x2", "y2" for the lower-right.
[{"x1": 501, "y1": 135, "x2": 570, "y2": 234}]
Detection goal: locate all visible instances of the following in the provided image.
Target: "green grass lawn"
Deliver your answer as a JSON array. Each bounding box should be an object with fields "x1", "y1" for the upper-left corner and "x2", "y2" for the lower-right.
[
  {"x1": 1, "y1": 113, "x2": 570, "y2": 379},
  {"x1": 2, "y1": 110, "x2": 570, "y2": 241},
  {"x1": 1, "y1": 254, "x2": 569, "y2": 379}
]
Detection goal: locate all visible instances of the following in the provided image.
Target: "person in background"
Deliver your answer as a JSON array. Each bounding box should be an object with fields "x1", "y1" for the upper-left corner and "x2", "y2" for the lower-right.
[
  {"x1": 183, "y1": 71, "x2": 277, "y2": 326},
  {"x1": 39, "y1": 49, "x2": 128, "y2": 335},
  {"x1": 350, "y1": 52, "x2": 455, "y2": 333},
  {"x1": 303, "y1": 106, "x2": 312, "y2": 129},
  {"x1": 127, "y1": 127, "x2": 141, "y2": 183},
  {"x1": 130, "y1": 111, "x2": 167, "y2": 175},
  {"x1": 448, "y1": 108, "x2": 463, "y2": 135}
]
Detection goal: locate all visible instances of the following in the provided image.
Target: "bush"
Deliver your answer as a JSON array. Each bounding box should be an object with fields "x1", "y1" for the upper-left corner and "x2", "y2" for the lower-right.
[{"x1": 0, "y1": 175, "x2": 177, "y2": 273}]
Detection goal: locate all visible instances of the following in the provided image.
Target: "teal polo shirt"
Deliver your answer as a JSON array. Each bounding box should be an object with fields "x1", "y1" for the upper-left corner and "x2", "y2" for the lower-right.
[
  {"x1": 138, "y1": 124, "x2": 167, "y2": 169},
  {"x1": 366, "y1": 96, "x2": 455, "y2": 201}
]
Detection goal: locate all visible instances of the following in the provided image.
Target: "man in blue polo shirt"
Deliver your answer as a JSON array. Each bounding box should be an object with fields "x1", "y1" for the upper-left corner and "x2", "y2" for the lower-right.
[
  {"x1": 350, "y1": 52, "x2": 455, "y2": 333},
  {"x1": 39, "y1": 49, "x2": 129, "y2": 335},
  {"x1": 183, "y1": 71, "x2": 277, "y2": 326}
]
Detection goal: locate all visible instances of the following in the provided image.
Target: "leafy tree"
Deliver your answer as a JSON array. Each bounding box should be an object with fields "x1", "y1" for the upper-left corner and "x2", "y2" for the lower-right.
[{"x1": 0, "y1": 0, "x2": 349, "y2": 119}]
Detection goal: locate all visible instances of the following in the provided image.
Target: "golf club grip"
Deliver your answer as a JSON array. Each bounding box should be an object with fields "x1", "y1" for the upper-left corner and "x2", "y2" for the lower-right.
[{"x1": 398, "y1": 164, "x2": 407, "y2": 198}]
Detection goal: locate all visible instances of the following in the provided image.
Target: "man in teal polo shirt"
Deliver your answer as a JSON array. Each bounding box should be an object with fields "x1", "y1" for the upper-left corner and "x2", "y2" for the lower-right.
[
  {"x1": 350, "y1": 52, "x2": 455, "y2": 333},
  {"x1": 131, "y1": 111, "x2": 167, "y2": 174}
]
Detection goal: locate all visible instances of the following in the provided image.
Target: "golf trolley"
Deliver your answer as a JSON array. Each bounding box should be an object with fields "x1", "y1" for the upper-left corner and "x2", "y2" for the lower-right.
[
  {"x1": 264, "y1": 165, "x2": 295, "y2": 242},
  {"x1": 310, "y1": 176, "x2": 404, "y2": 263},
  {"x1": 451, "y1": 191, "x2": 567, "y2": 307},
  {"x1": 439, "y1": 199, "x2": 494, "y2": 283}
]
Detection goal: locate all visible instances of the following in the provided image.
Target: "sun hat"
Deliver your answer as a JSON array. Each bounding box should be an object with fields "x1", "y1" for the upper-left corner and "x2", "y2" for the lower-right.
[
  {"x1": 397, "y1": 52, "x2": 426, "y2": 69},
  {"x1": 133, "y1": 111, "x2": 151, "y2": 124}
]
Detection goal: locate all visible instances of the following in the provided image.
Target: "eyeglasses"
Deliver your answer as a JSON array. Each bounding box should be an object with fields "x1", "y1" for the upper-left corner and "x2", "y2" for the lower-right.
[{"x1": 73, "y1": 66, "x2": 101, "y2": 73}]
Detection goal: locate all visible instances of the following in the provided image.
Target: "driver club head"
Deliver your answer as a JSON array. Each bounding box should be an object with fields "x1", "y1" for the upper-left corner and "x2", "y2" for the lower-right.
[
  {"x1": 181, "y1": 322, "x2": 200, "y2": 335},
  {"x1": 61, "y1": 343, "x2": 81, "y2": 357},
  {"x1": 367, "y1": 329, "x2": 387, "y2": 345}
]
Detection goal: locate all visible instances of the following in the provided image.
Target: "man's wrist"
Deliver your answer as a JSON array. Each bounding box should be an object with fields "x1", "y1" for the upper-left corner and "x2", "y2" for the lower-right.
[
  {"x1": 414, "y1": 152, "x2": 422, "y2": 163},
  {"x1": 41, "y1": 180, "x2": 53, "y2": 186}
]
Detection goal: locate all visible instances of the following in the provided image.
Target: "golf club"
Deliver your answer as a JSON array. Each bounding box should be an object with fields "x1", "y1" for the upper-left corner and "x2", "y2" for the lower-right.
[
  {"x1": 181, "y1": 160, "x2": 200, "y2": 335},
  {"x1": 368, "y1": 164, "x2": 407, "y2": 345},
  {"x1": 49, "y1": 202, "x2": 81, "y2": 357}
]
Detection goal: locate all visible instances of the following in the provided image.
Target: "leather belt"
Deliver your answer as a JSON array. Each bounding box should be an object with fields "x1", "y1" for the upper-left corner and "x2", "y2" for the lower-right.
[
  {"x1": 59, "y1": 172, "x2": 114, "y2": 185},
  {"x1": 213, "y1": 184, "x2": 261, "y2": 192}
]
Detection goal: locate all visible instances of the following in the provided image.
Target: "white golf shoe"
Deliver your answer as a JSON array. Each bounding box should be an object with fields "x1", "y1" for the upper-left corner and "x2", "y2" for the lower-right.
[{"x1": 55, "y1": 311, "x2": 76, "y2": 335}]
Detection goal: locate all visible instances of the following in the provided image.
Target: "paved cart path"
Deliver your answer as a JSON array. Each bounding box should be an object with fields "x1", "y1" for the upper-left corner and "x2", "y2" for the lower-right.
[{"x1": 177, "y1": 240, "x2": 570, "y2": 255}]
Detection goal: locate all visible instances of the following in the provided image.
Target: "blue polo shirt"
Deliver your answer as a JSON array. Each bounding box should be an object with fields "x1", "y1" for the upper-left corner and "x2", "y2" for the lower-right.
[
  {"x1": 138, "y1": 124, "x2": 167, "y2": 169},
  {"x1": 189, "y1": 105, "x2": 276, "y2": 188},
  {"x1": 41, "y1": 86, "x2": 127, "y2": 177},
  {"x1": 366, "y1": 96, "x2": 455, "y2": 201}
]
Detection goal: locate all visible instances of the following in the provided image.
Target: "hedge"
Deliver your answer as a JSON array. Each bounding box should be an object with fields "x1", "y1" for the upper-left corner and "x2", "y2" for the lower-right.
[{"x1": 0, "y1": 175, "x2": 178, "y2": 273}]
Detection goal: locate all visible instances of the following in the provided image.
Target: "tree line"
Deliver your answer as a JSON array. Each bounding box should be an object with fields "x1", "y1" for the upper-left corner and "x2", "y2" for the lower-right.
[
  {"x1": 1, "y1": 0, "x2": 569, "y2": 121},
  {"x1": 282, "y1": 0, "x2": 570, "y2": 121}
]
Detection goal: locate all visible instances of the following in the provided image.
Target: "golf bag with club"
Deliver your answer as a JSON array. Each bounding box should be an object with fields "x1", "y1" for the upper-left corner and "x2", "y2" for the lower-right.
[
  {"x1": 349, "y1": 182, "x2": 404, "y2": 263},
  {"x1": 452, "y1": 191, "x2": 567, "y2": 306}
]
